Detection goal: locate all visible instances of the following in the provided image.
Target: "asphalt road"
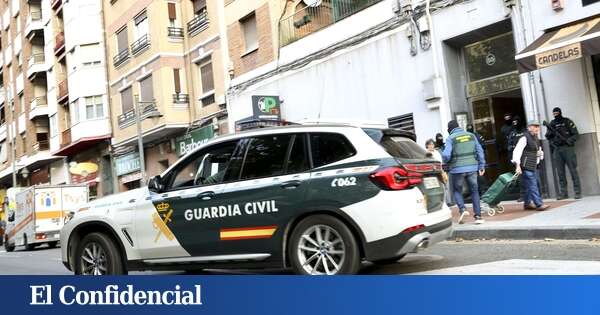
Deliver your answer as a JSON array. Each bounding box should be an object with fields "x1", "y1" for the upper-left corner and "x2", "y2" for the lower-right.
[{"x1": 1, "y1": 240, "x2": 600, "y2": 275}]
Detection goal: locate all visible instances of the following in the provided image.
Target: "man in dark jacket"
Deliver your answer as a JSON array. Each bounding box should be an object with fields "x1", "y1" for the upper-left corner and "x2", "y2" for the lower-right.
[
  {"x1": 500, "y1": 113, "x2": 513, "y2": 149},
  {"x1": 512, "y1": 121, "x2": 549, "y2": 211},
  {"x1": 545, "y1": 107, "x2": 581, "y2": 199},
  {"x1": 442, "y1": 120, "x2": 486, "y2": 224}
]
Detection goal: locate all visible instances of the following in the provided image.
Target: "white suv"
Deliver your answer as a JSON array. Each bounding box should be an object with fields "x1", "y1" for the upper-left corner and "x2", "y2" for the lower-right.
[{"x1": 61, "y1": 124, "x2": 452, "y2": 275}]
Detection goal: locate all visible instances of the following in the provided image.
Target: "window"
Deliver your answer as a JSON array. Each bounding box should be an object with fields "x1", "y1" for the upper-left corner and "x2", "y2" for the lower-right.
[
  {"x1": 0, "y1": 141, "x2": 7, "y2": 163},
  {"x1": 134, "y1": 11, "x2": 148, "y2": 40},
  {"x1": 173, "y1": 68, "x2": 181, "y2": 93},
  {"x1": 201, "y1": 94, "x2": 215, "y2": 107},
  {"x1": 140, "y1": 75, "x2": 154, "y2": 103},
  {"x1": 240, "y1": 134, "x2": 292, "y2": 180},
  {"x1": 0, "y1": 105, "x2": 5, "y2": 124},
  {"x1": 310, "y1": 133, "x2": 356, "y2": 168},
  {"x1": 50, "y1": 114, "x2": 58, "y2": 136},
  {"x1": 85, "y1": 96, "x2": 104, "y2": 119},
  {"x1": 286, "y1": 135, "x2": 309, "y2": 174},
  {"x1": 81, "y1": 44, "x2": 102, "y2": 66},
  {"x1": 120, "y1": 86, "x2": 133, "y2": 113},
  {"x1": 15, "y1": 14, "x2": 20, "y2": 34},
  {"x1": 18, "y1": 94, "x2": 23, "y2": 114},
  {"x1": 241, "y1": 13, "x2": 258, "y2": 53},
  {"x1": 116, "y1": 26, "x2": 128, "y2": 54},
  {"x1": 168, "y1": 2, "x2": 177, "y2": 26},
  {"x1": 199, "y1": 57, "x2": 214, "y2": 93},
  {"x1": 193, "y1": 0, "x2": 207, "y2": 16},
  {"x1": 169, "y1": 140, "x2": 239, "y2": 190},
  {"x1": 69, "y1": 101, "x2": 79, "y2": 125},
  {"x1": 388, "y1": 113, "x2": 415, "y2": 134},
  {"x1": 583, "y1": 0, "x2": 600, "y2": 5}
]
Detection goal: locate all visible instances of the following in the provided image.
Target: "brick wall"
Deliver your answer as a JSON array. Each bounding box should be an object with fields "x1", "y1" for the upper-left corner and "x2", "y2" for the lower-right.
[{"x1": 227, "y1": 3, "x2": 275, "y2": 77}]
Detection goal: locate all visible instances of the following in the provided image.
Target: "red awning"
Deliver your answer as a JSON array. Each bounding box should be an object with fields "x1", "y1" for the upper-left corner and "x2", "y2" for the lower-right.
[{"x1": 52, "y1": 135, "x2": 111, "y2": 156}]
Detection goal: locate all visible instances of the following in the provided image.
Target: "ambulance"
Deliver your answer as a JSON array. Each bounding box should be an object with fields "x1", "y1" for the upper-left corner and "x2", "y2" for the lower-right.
[
  {"x1": 4, "y1": 185, "x2": 88, "y2": 252},
  {"x1": 61, "y1": 124, "x2": 453, "y2": 275}
]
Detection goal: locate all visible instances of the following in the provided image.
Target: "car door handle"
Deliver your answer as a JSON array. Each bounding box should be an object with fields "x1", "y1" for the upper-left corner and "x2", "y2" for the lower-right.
[
  {"x1": 281, "y1": 180, "x2": 302, "y2": 189},
  {"x1": 197, "y1": 191, "x2": 216, "y2": 201}
]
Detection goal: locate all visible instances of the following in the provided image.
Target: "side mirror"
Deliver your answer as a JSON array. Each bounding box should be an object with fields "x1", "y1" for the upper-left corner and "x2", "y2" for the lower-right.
[{"x1": 148, "y1": 175, "x2": 164, "y2": 193}]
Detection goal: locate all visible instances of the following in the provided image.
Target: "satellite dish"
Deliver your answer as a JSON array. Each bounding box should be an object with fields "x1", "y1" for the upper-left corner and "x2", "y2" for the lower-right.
[{"x1": 302, "y1": 0, "x2": 322, "y2": 7}]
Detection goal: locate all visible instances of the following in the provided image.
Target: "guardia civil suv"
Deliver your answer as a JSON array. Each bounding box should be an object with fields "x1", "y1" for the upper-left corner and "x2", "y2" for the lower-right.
[{"x1": 61, "y1": 124, "x2": 452, "y2": 275}]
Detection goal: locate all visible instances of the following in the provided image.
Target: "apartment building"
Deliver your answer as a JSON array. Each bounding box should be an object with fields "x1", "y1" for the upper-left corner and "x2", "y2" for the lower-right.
[
  {"x1": 0, "y1": 0, "x2": 113, "y2": 199},
  {"x1": 103, "y1": 0, "x2": 229, "y2": 192}
]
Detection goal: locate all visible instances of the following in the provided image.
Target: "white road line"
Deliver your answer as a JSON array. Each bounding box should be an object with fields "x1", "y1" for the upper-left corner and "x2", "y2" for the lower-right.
[{"x1": 411, "y1": 259, "x2": 600, "y2": 275}]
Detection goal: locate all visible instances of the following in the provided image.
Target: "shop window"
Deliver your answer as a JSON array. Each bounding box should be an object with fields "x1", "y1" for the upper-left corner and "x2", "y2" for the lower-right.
[
  {"x1": 85, "y1": 96, "x2": 104, "y2": 119},
  {"x1": 241, "y1": 13, "x2": 258, "y2": 53}
]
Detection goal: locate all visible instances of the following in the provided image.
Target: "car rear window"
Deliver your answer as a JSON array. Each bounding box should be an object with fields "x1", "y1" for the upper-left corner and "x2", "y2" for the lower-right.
[
  {"x1": 364, "y1": 128, "x2": 427, "y2": 159},
  {"x1": 310, "y1": 133, "x2": 356, "y2": 168}
]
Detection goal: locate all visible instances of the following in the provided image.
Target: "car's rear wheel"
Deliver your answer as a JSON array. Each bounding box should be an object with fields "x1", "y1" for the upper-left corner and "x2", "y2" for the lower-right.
[
  {"x1": 371, "y1": 254, "x2": 407, "y2": 265},
  {"x1": 4, "y1": 236, "x2": 14, "y2": 252},
  {"x1": 75, "y1": 233, "x2": 125, "y2": 275},
  {"x1": 289, "y1": 215, "x2": 360, "y2": 275}
]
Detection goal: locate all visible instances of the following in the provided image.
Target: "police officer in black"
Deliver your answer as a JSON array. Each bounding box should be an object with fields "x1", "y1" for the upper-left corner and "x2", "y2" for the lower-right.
[
  {"x1": 507, "y1": 115, "x2": 526, "y2": 201},
  {"x1": 545, "y1": 107, "x2": 582, "y2": 199}
]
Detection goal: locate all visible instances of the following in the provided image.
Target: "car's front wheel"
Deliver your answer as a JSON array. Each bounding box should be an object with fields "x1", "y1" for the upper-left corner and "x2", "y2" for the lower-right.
[
  {"x1": 4, "y1": 236, "x2": 14, "y2": 252},
  {"x1": 74, "y1": 233, "x2": 125, "y2": 275},
  {"x1": 289, "y1": 215, "x2": 361, "y2": 275}
]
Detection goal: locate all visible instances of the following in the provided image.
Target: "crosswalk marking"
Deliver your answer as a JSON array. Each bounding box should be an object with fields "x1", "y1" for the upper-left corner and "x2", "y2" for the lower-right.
[{"x1": 411, "y1": 259, "x2": 600, "y2": 275}]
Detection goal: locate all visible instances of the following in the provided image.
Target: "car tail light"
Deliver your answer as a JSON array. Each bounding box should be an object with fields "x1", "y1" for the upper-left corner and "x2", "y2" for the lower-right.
[
  {"x1": 35, "y1": 233, "x2": 47, "y2": 240},
  {"x1": 369, "y1": 167, "x2": 423, "y2": 190},
  {"x1": 404, "y1": 163, "x2": 443, "y2": 172},
  {"x1": 402, "y1": 224, "x2": 425, "y2": 234}
]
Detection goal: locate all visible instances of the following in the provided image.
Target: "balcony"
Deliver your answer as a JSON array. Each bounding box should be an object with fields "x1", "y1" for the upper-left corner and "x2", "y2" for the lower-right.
[
  {"x1": 29, "y1": 96, "x2": 48, "y2": 120},
  {"x1": 25, "y1": 11, "x2": 43, "y2": 38},
  {"x1": 118, "y1": 101, "x2": 161, "y2": 129},
  {"x1": 173, "y1": 93, "x2": 189, "y2": 104},
  {"x1": 60, "y1": 128, "x2": 71, "y2": 148},
  {"x1": 27, "y1": 53, "x2": 46, "y2": 79},
  {"x1": 57, "y1": 79, "x2": 68, "y2": 103},
  {"x1": 187, "y1": 10, "x2": 209, "y2": 36},
  {"x1": 130, "y1": 34, "x2": 150, "y2": 56},
  {"x1": 279, "y1": 0, "x2": 382, "y2": 47},
  {"x1": 51, "y1": 0, "x2": 63, "y2": 11},
  {"x1": 167, "y1": 27, "x2": 184, "y2": 39},
  {"x1": 33, "y1": 140, "x2": 49, "y2": 152},
  {"x1": 113, "y1": 48, "x2": 130, "y2": 68},
  {"x1": 54, "y1": 32, "x2": 65, "y2": 56}
]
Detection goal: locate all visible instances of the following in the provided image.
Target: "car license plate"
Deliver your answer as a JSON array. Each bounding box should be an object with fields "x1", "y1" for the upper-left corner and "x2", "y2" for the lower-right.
[{"x1": 423, "y1": 177, "x2": 440, "y2": 189}]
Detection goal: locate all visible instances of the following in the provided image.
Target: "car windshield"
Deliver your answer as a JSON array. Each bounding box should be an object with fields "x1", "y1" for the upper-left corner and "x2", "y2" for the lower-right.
[{"x1": 363, "y1": 128, "x2": 428, "y2": 160}]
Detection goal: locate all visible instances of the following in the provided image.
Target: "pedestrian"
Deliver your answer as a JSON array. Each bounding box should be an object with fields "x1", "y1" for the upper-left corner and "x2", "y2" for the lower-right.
[
  {"x1": 512, "y1": 120, "x2": 550, "y2": 211},
  {"x1": 442, "y1": 120, "x2": 486, "y2": 224},
  {"x1": 507, "y1": 115, "x2": 526, "y2": 202},
  {"x1": 425, "y1": 139, "x2": 442, "y2": 162},
  {"x1": 434, "y1": 133, "x2": 445, "y2": 152},
  {"x1": 466, "y1": 124, "x2": 486, "y2": 153},
  {"x1": 545, "y1": 107, "x2": 582, "y2": 200},
  {"x1": 500, "y1": 113, "x2": 513, "y2": 147}
]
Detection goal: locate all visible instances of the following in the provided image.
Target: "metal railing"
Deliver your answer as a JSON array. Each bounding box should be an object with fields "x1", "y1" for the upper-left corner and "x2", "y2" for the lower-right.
[
  {"x1": 54, "y1": 32, "x2": 65, "y2": 54},
  {"x1": 168, "y1": 27, "x2": 184, "y2": 38},
  {"x1": 187, "y1": 10, "x2": 209, "y2": 36},
  {"x1": 279, "y1": 0, "x2": 382, "y2": 47},
  {"x1": 173, "y1": 93, "x2": 189, "y2": 104},
  {"x1": 113, "y1": 48, "x2": 130, "y2": 67},
  {"x1": 118, "y1": 101, "x2": 161, "y2": 129},
  {"x1": 57, "y1": 79, "x2": 68, "y2": 102},
  {"x1": 131, "y1": 34, "x2": 150, "y2": 56}
]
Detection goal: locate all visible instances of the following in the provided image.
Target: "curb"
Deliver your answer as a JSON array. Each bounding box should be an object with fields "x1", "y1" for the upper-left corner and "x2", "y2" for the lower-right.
[{"x1": 452, "y1": 226, "x2": 600, "y2": 240}]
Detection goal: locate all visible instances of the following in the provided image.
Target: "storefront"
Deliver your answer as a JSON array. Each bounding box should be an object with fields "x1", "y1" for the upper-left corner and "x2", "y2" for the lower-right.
[{"x1": 115, "y1": 151, "x2": 142, "y2": 191}]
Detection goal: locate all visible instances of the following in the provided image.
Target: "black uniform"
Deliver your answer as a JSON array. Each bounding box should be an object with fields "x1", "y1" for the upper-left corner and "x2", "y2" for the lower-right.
[
  {"x1": 545, "y1": 107, "x2": 581, "y2": 199},
  {"x1": 507, "y1": 116, "x2": 525, "y2": 159}
]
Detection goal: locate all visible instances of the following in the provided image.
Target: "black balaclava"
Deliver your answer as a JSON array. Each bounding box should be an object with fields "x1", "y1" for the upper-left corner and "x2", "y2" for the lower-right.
[
  {"x1": 466, "y1": 124, "x2": 474, "y2": 133},
  {"x1": 553, "y1": 107, "x2": 563, "y2": 120},
  {"x1": 435, "y1": 133, "x2": 444, "y2": 147},
  {"x1": 504, "y1": 113, "x2": 512, "y2": 126},
  {"x1": 512, "y1": 115, "x2": 523, "y2": 130},
  {"x1": 447, "y1": 120, "x2": 459, "y2": 134}
]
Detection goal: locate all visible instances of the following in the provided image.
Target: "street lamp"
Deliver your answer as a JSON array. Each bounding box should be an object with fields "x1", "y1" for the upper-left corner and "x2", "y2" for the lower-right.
[{"x1": 20, "y1": 168, "x2": 29, "y2": 179}]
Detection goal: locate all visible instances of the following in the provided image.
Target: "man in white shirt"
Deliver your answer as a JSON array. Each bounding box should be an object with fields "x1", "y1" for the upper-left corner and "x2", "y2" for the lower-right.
[{"x1": 512, "y1": 120, "x2": 550, "y2": 211}]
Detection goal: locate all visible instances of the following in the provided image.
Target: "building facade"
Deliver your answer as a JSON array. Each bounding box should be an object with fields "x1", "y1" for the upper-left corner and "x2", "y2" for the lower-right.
[
  {"x1": 226, "y1": 0, "x2": 600, "y2": 198},
  {"x1": 103, "y1": 0, "x2": 230, "y2": 192}
]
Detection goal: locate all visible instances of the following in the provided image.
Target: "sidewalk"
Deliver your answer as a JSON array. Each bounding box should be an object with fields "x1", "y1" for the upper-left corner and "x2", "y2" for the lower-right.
[{"x1": 450, "y1": 196, "x2": 600, "y2": 240}]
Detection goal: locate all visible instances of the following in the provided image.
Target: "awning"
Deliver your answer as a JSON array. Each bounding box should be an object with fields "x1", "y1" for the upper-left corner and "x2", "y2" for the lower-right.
[
  {"x1": 52, "y1": 135, "x2": 111, "y2": 156},
  {"x1": 515, "y1": 15, "x2": 600, "y2": 73}
]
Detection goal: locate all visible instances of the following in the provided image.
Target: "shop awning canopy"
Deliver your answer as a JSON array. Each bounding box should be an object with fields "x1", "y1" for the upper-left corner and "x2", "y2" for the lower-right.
[{"x1": 515, "y1": 15, "x2": 600, "y2": 73}]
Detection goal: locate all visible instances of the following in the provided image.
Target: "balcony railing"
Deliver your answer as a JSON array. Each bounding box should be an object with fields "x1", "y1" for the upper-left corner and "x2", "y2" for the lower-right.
[
  {"x1": 28, "y1": 53, "x2": 45, "y2": 67},
  {"x1": 33, "y1": 140, "x2": 49, "y2": 152},
  {"x1": 118, "y1": 101, "x2": 161, "y2": 129},
  {"x1": 57, "y1": 79, "x2": 68, "y2": 103},
  {"x1": 130, "y1": 34, "x2": 150, "y2": 56},
  {"x1": 30, "y1": 11, "x2": 42, "y2": 21},
  {"x1": 31, "y1": 95, "x2": 48, "y2": 107},
  {"x1": 61, "y1": 128, "x2": 71, "y2": 148},
  {"x1": 54, "y1": 32, "x2": 65, "y2": 55},
  {"x1": 187, "y1": 10, "x2": 209, "y2": 36},
  {"x1": 173, "y1": 93, "x2": 189, "y2": 104},
  {"x1": 167, "y1": 27, "x2": 184, "y2": 39},
  {"x1": 279, "y1": 0, "x2": 382, "y2": 47},
  {"x1": 113, "y1": 48, "x2": 130, "y2": 67}
]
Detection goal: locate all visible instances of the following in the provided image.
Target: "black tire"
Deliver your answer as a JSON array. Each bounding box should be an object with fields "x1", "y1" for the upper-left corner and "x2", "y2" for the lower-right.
[
  {"x1": 47, "y1": 241, "x2": 59, "y2": 249},
  {"x1": 74, "y1": 232, "x2": 125, "y2": 275},
  {"x1": 371, "y1": 254, "x2": 407, "y2": 265},
  {"x1": 289, "y1": 215, "x2": 361, "y2": 275},
  {"x1": 24, "y1": 235, "x2": 35, "y2": 251},
  {"x1": 4, "y1": 236, "x2": 14, "y2": 252}
]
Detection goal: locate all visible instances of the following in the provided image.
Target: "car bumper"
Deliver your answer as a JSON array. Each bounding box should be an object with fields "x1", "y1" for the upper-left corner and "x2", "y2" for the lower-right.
[{"x1": 363, "y1": 218, "x2": 453, "y2": 262}]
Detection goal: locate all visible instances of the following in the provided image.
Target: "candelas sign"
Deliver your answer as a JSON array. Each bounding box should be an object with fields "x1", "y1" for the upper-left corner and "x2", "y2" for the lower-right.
[{"x1": 535, "y1": 43, "x2": 582, "y2": 69}]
